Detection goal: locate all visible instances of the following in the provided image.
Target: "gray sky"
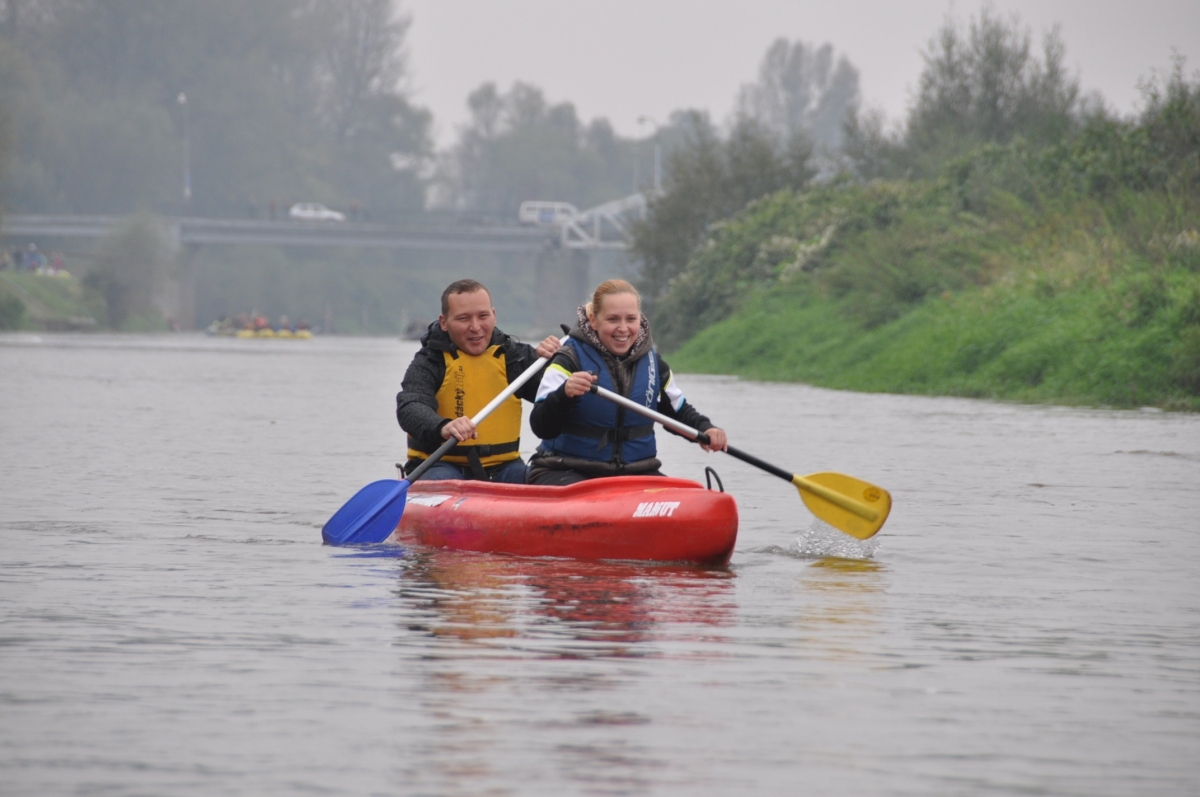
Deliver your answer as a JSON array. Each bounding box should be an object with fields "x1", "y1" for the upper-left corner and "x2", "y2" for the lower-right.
[{"x1": 401, "y1": 0, "x2": 1200, "y2": 147}]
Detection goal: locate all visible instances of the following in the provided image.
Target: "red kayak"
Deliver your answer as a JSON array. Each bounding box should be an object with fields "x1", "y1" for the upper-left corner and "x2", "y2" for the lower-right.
[{"x1": 395, "y1": 476, "x2": 738, "y2": 565}]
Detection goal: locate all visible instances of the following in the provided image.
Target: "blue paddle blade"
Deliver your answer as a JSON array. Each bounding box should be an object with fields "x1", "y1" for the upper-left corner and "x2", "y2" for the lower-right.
[{"x1": 322, "y1": 479, "x2": 410, "y2": 546}]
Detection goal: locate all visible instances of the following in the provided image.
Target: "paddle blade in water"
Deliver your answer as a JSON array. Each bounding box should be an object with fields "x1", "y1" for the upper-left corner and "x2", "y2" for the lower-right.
[
  {"x1": 322, "y1": 479, "x2": 409, "y2": 545},
  {"x1": 792, "y1": 471, "x2": 891, "y2": 540}
]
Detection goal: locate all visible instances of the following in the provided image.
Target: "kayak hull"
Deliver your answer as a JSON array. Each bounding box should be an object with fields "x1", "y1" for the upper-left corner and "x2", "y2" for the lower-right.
[{"x1": 396, "y1": 476, "x2": 738, "y2": 565}]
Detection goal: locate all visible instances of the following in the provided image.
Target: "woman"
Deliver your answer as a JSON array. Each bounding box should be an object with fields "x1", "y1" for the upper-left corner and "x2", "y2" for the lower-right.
[{"x1": 528, "y1": 279, "x2": 727, "y2": 485}]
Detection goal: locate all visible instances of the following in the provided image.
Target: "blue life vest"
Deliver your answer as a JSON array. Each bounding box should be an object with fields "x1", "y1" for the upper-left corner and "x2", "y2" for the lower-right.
[{"x1": 539, "y1": 339, "x2": 659, "y2": 463}]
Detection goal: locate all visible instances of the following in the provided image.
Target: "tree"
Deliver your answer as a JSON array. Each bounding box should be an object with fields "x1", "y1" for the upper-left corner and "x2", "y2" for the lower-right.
[
  {"x1": 83, "y1": 214, "x2": 176, "y2": 328},
  {"x1": 735, "y1": 39, "x2": 860, "y2": 152},
  {"x1": 845, "y1": 6, "x2": 1083, "y2": 179},
  {"x1": 840, "y1": 105, "x2": 907, "y2": 180},
  {"x1": 631, "y1": 111, "x2": 815, "y2": 308},
  {"x1": 0, "y1": 0, "x2": 431, "y2": 219},
  {"x1": 0, "y1": 38, "x2": 15, "y2": 211},
  {"x1": 312, "y1": 0, "x2": 432, "y2": 215},
  {"x1": 1136, "y1": 54, "x2": 1200, "y2": 192},
  {"x1": 435, "y1": 81, "x2": 638, "y2": 219},
  {"x1": 0, "y1": 0, "x2": 61, "y2": 39},
  {"x1": 316, "y1": 0, "x2": 410, "y2": 147}
]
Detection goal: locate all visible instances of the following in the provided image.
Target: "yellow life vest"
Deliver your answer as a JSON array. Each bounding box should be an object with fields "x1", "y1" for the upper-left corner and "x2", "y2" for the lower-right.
[{"x1": 407, "y1": 345, "x2": 522, "y2": 467}]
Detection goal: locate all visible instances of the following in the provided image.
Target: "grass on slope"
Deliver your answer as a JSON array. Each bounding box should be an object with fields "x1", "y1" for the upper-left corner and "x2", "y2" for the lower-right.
[
  {"x1": 672, "y1": 261, "x2": 1200, "y2": 411},
  {"x1": 0, "y1": 271, "x2": 164, "y2": 331}
]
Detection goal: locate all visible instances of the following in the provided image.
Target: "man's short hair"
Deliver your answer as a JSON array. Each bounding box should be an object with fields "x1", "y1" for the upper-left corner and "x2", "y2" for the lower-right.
[{"x1": 440, "y1": 279, "x2": 491, "y2": 316}]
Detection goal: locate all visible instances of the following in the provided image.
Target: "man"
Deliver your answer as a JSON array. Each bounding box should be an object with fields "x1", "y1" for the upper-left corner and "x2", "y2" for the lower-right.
[{"x1": 396, "y1": 279, "x2": 561, "y2": 482}]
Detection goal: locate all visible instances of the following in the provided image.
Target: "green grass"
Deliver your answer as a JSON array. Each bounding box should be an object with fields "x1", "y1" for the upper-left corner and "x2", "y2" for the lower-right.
[
  {"x1": 0, "y1": 270, "x2": 177, "y2": 332},
  {"x1": 655, "y1": 92, "x2": 1200, "y2": 411},
  {"x1": 0, "y1": 271, "x2": 105, "y2": 330},
  {"x1": 672, "y1": 264, "x2": 1200, "y2": 410}
]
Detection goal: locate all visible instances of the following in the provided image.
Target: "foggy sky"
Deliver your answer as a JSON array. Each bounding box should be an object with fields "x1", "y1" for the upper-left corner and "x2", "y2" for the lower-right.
[{"x1": 402, "y1": 0, "x2": 1200, "y2": 146}]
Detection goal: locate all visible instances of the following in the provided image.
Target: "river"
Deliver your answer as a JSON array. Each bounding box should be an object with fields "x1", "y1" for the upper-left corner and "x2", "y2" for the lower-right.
[{"x1": 2, "y1": 333, "x2": 1198, "y2": 796}]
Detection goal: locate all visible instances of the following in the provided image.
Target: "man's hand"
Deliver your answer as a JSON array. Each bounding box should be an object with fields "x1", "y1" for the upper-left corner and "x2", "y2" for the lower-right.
[
  {"x1": 563, "y1": 371, "x2": 598, "y2": 398},
  {"x1": 441, "y1": 416, "x2": 477, "y2": 442},
  {"x1": 535, "y1": 335, "x2": 562, "y2": 359},
  {"x1": 700, "y1": 427, "x2": 728, "y2": 452}
]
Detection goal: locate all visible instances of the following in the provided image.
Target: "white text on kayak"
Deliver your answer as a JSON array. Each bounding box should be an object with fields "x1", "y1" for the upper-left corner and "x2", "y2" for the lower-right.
[{"x1": 633, "y1": 501, "x2": 681, "y2": 518}]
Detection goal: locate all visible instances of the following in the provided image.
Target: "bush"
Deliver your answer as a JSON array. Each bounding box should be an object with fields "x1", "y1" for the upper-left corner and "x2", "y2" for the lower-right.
[
  {"x1": 652, "y1": 62, "x2": 1200, "y2": 352},
  {"x1": 85, "y1": 214, "x2": 175, "y2": 329},
  {"x1": 0, "y1": 292, "x2": 25, "y2": 329},
  {"x1": 845, "y1": 7, "x2": 1083, "y2": 180},
  {"x1": 1173, "y1": 327, "x2": 1200, "y2": 393},
  {"x1": 631, "y1": 113, "x2": 815, "y2": 308}
]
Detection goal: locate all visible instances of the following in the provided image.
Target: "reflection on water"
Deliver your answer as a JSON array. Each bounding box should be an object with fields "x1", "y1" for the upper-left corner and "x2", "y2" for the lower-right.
[
  {"x1": 396, "y1": 550, "x2": 736, "y2": 656},
  {"x1": 790, "y1": 555, "x2": 887, "y2": 665},
  {"x1": 391, "y1": 551, "x2": 737, "y2": 794},
  {"x1": 807, "y1": 556, "x2": 884, "y2": 575}
]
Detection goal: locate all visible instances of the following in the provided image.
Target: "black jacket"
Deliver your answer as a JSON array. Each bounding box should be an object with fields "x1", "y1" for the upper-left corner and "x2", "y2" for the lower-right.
[{"x1": 396, "y1": 322, "x2": 542, "y2": 453}]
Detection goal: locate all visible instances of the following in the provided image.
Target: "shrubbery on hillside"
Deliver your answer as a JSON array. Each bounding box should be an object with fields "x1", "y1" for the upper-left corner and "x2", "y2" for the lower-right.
[
  {"x1": 658, "y1": 61, "x2": 1200, "y2": 408},
  {"x1": 0, "y1": 291, "x2": 24, "y2": 329}
]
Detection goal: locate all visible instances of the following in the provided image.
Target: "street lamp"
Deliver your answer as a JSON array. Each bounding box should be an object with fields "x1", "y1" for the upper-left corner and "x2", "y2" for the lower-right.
[
  {"x1": 177, "y1": 92, "x2": 191, "y2": 206},
  {"x1": 637, "y1": 115, "x2": 662, "y2": 193}
]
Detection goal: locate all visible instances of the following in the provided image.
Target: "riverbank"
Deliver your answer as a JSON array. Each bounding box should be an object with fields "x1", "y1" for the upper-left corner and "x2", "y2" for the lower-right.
[
  {"x1": 0, "y1": 269, "x2": 189, "y2": 333},
  {"x1": 0, "y1": 270, "x2": 101, "y2": 331},
  {"x1": 671, "y1": 257, "x2": 1200, "y2": 411},
  {"x1": 667, "y1": 183, "x2": 1200, "y2": 411},
  {"x1": 659, "y1": 67, "x2": 1200, "y2": 411},
  {"x1": 662, "y1": 154, "x2": 1199, "y2": 411}
]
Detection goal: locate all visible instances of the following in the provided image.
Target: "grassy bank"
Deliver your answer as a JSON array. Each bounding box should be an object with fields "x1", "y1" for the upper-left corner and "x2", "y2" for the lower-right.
[
  {"x1": 667, "y1": 182, "x2": 1200, "y2": 410},
  {"x1": 672, "y1": 260, "x2": 1200, "y2": 410},
  {"x1": 658, "y1": 75, "x2": 1200, "y2": 410},
  {"x1": 653, "y1": 60, "x2": 1200, "y2": 410},
  {"x1": 0, "y1": 271, "x2": 103, "y2": 330},
  {"x1": 0, "y1": 269, "x2": 177, "y2": 332}
]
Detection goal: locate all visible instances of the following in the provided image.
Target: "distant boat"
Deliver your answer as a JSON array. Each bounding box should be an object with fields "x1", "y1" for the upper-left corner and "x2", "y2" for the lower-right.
[{"x1": 206, "y1": 321, "x2": 312, "y2": 339}]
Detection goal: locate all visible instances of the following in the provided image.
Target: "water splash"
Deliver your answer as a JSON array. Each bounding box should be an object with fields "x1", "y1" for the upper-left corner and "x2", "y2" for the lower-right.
[{"x1": 794, "y1": 518, "x2": 880, "y2": 560}]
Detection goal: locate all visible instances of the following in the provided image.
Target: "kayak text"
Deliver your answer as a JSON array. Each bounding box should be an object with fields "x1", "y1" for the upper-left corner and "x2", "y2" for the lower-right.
[{"x1": 633, "y1": 501, "x2": 680, "y2": 518}]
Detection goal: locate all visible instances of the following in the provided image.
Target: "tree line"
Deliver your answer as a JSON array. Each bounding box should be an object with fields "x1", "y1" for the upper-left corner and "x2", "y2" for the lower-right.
[
  {"x1": 0, "y1": 1, "x2": 862, "y2": 224},
  {"x1": 0, "y1": 0, "x2": 431, "y2": 220},
  {"x1": 1, "y1": 2, "x2": 1187, "y2": 341},
  {"x1": 632, "y1": 8, "x2": 1126, "y2": 317}
]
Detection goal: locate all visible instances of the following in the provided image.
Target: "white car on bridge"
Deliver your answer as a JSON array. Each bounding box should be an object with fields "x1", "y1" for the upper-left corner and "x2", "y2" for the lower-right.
[
  {"x1": 518, "y1": 201, "x2": 578, "y2": 227},
  {"x1": 288, "y1": 202, "x2": 346, "y2": 222}
]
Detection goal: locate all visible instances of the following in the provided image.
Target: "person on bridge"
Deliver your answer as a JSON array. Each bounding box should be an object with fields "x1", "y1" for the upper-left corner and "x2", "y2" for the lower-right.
[
  {"x1": 528, "y1": 279, "x2": 727, "y2": 486},
  {"x1": 396, "y1": 279, "x2": 561, "y2": 483}
]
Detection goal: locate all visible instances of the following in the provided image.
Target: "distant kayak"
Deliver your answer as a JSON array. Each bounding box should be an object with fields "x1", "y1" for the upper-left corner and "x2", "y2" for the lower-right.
[
  {"x1": 208, "y1": 319, "x2": 316, "y2": 338},
  {"x1": 396, "y1": 476, "x2": 738, "y2": 565},
  {"x1": 205, "y1": 326, "x2": 313, "y2": 339}
]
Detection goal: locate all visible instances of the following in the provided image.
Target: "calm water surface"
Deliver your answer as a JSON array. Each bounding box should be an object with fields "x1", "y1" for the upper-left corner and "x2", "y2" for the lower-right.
[{"x1": 2, "y1": 333, "x2": 1198, "y2": 796}]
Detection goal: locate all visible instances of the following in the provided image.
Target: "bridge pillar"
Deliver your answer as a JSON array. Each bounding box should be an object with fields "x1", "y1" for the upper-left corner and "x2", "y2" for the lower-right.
[
  {"x1": 158, "y1": 242, "x2": 199, "y2": 330},
  {"x1": 534, "y1": 247, "x2": 589, "y2": 330}
]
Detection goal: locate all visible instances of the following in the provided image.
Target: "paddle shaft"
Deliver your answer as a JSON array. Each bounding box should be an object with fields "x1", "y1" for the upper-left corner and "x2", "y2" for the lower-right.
[
  {"x1": 589, "y1": 384, "x2": 878, "y2": 522},
  {"x1": 408, "y1": 333, "x2": 570, "y2": 482},
  {"x1": 589, "y1": 384, "x2": 788, "y2": 477}
]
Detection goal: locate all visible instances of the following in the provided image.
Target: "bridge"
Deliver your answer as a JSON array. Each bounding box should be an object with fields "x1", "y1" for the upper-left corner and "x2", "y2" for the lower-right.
[
  {"x1": 0, "y1": 194, "x2": 647, "y2": 252},
  {"x1": 1, "y1": 197, "x2": 648, "y2": 329},
  {"x1": 1, "y1": 214, "x2": 554, "y2": 252}
]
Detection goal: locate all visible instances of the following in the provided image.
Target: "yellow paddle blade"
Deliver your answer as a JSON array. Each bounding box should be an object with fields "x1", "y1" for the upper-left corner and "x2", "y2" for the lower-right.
[{"x1": 792, "y1": 472, "x2": 892, "y2": 540}]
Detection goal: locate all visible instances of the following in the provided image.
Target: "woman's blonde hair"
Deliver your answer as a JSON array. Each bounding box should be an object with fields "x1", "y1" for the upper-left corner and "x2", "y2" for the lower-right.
[{"x1": 585, "y1": 279, "x2": 641, "y2": 318}]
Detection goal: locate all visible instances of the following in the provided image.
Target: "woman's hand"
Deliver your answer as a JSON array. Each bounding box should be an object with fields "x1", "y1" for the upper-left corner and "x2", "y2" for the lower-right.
[
  {"x1": 563, "y1": 371, "x2": 598, "y2": 398},
  {"x1": 700, "y1": 427, "x2": 728, "y2": 452}
]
